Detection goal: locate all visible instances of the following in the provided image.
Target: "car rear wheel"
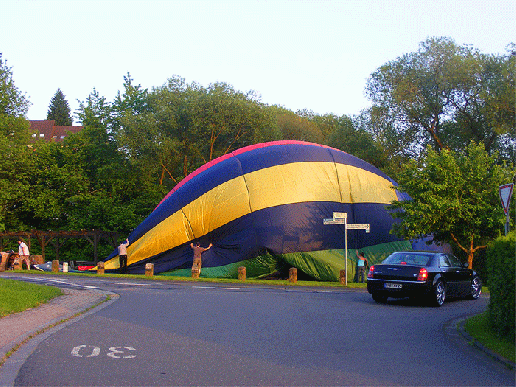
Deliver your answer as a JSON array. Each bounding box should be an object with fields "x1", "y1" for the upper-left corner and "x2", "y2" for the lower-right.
[
  {"x1": 467, "y1": 276, "x2": 482, "y2": 300},
  {"x1": 431, "y1": 280, "x2": 446, "y2": 307},
  {"x1": 372, "y1": 292, "x2": 387, "y2": 303}
]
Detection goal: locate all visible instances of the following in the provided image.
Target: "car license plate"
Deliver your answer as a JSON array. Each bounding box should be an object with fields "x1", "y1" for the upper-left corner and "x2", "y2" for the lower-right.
[{"x1": 385, "y1": 283, "x2": 402, "y2": 289}]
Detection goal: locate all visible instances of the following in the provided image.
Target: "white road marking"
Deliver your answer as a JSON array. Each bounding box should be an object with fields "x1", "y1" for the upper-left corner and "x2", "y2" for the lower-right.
[
  {"x1": 71, "y1": 345, "x2": 136, "y2": 359},
  {"x1": 47, "y1": 279, "x2": 83, "y2": 287}
]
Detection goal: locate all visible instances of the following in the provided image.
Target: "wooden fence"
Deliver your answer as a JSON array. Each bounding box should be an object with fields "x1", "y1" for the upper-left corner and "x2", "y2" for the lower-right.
[{"x1": 0, "y1": 230, "x2": 120, "y2": 263}]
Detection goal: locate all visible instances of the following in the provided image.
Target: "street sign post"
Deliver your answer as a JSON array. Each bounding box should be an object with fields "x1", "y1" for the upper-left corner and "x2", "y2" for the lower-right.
[
  {"x1": 499, "y1": 183, "x2": 514, "y2": 235},
  {"x1": 323, "y1": 212, "x2": 370, "y2": 285}
]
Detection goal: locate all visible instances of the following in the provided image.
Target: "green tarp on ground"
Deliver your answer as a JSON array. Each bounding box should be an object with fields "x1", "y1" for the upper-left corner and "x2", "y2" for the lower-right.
[{"x1": 161, "y1": 240, "x2": 412, "y2": 282}]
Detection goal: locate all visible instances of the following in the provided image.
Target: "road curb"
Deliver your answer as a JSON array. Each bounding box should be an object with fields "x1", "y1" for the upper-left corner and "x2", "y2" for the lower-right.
[{"x1": 453, "y1": 315, "x2": 515, "y2": 370}]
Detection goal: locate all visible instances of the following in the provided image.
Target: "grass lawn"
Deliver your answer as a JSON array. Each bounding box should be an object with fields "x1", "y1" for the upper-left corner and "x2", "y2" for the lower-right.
[
  {"x1": 0, "y1": 277, "x2": 63, "y2": 317},
  {"x1": 464, "y1": 312, "x2": 515, "y2": 364}
]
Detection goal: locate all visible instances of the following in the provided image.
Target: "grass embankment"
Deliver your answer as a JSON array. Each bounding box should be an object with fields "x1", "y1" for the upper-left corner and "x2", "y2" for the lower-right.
[
  {"x1": 464, "y1": 312, "x2": 515, "y2": 364},
  {"x1": 3, "y1": 269, "x2": 368, "y2": 289},
  {"x1": 0, "y1": 277, "x2": 63, "y2": 317}
]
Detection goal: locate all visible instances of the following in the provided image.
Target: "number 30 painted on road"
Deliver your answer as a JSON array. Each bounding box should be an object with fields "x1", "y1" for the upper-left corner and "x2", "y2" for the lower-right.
[{"x1": 71, "y1": 345, "x2": 136, "y2": 358}]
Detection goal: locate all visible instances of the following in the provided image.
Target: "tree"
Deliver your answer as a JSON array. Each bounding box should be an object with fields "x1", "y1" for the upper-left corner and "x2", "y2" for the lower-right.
[
  {"x1": 389, "y1": 142, "x2": 515, "y2": 269},
  {"x1": 47, "y1": 88, "x2": 72, "y2": 125},
  {"x1": 365, "y1": 37, "x2": 515, "y2": 159},
  {"x1": 191, "y1": 82, "x2": 276, "y2": 162},
  {"x1": 353, "y1": 106, "x2": 414, "y2": 177},
  {"x1": 116, "y1": 75, "x2": 187, "y2": 186},
  {"x1": 0, "y1": 54, "x2": 32, "y2": 231},
  {"x1": 0, "y1": 54, "x2": 30, "y2": 116},
  {"x1": 274, "y1": 108, "x2": 324, "y2": 143},
  {"x1": 328, "y1": 114, "x2": 388, "y2": 170},
  {"x1": 74, "y1": 85, "x2": 167, "y2": 233},
  {"x1": 22, "y1": 140, "x2": 90, "y2": 230},
  {"x1": 118, "y1": 78, "x2": 278, "y2": 184}
]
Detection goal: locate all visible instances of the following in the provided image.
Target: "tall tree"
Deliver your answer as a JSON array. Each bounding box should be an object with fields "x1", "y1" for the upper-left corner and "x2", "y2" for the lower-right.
[
  {"x1": 365, "y1": 37, "x2": 515, "y2": 159},
  {"x1": 74, "y1": 86, "x2": 166, "y2": 232},
  {"x1": 47, "y1": 88, "x2": 72, "y2": 125},
  {"x1": 327, "y1": 114, "x2": 389, "y2": 170},
  {"x1": 0, "y1": 54, "x2": 31, "y2": 231},
  {"x1": 274, "y1": 108, "x2": 323, "y2": 144},
  {"x1": 0, "y1": 54, "x2": 30, "y2": 116},
  {"x1": 389, "y1": 142, "x2": 515, "y2": 269},
  {"x1": 118, "y1": 78, "x2": 277, "y2": 185},
  {"x1": 354, "y1": 106, "x2": 416, "y2": 178},
  {"x1": 23, "y1": 140, "x2": 89, "y2": 230}
]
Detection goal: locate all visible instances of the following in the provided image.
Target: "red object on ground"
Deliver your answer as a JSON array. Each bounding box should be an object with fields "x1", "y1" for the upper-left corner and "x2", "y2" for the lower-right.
[{"x1": 78, "y1": 265, "x2": 95, "y2": 271}]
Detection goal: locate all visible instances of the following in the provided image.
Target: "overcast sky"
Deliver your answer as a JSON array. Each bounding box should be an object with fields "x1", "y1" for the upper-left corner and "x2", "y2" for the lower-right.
[{"x1": 2, "y1": 0, "x2": 514, "y2": 123}]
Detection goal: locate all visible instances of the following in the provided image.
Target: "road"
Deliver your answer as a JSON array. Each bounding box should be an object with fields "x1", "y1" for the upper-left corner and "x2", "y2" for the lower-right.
[{"x1": 5, "y1": 275, "x2": 516, "y2": 386}]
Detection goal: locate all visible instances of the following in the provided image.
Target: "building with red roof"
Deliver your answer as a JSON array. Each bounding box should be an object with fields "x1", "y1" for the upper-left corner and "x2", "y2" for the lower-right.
[{"x1": 29, "y1": 120, "x2": 83, "y2": 142}]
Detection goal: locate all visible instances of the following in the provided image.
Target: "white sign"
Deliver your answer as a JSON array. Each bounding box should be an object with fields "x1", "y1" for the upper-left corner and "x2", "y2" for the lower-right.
[
  {"x1": 346, "y1": 223, "x2": 371, "y2": 233},
  {"x1": 499, "y1": 183, "x2": 513, "y2": 216},
  {"x1": 333, "y1": 212, "x2": 347, "y2": 219},
  {"x1": 323, "y1": 218, "x2": 347, "y2": 225}
]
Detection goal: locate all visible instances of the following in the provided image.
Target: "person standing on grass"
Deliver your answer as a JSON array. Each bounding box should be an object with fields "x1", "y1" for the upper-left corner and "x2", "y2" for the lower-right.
[{"x1": 18, "y1": 240, "x2": 31, "y2": 270}]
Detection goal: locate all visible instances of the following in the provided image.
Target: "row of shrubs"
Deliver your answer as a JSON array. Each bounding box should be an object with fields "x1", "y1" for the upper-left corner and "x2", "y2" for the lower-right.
[{"x1": 486, "y1": 231, "x2": 515, "y2": 342}]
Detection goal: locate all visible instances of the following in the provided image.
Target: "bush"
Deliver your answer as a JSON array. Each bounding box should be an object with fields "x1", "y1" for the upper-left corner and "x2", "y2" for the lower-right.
[{"x1": 486, "y1": 231, "x2": 515, "y2": 342}]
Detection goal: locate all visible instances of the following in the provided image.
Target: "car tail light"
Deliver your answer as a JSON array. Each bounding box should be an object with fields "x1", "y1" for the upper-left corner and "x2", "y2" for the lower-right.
[
  {"x1": 367, "y1": 265, "x2": 375, "y2": 278},
  {"x1": 417, "y1": 268, "x2": 428, "y2": 281}
]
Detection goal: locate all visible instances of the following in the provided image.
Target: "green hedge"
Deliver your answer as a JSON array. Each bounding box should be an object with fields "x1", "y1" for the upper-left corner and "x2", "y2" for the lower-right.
[{"x1": 486, "y1": 231, "x2": 515, "y2": 342}]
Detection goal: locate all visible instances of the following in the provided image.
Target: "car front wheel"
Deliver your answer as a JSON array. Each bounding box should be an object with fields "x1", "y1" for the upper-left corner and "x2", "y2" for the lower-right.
[
  {"x1": 467, "y1": 276, "x2": 482, "y2": 300},
  {"x1": 431, "y1": 280, "x2": 446, "y2": 307}
]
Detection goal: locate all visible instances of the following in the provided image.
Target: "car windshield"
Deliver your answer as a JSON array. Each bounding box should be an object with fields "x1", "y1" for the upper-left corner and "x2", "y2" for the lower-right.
[{"x1": 383, "y1": 252, "x2": 432, "y2": 266}]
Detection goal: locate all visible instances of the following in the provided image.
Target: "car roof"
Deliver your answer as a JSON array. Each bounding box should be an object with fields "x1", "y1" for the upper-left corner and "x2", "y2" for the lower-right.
[{"x1": 393, "y1": 251, "x2": 443, "y2": 255}]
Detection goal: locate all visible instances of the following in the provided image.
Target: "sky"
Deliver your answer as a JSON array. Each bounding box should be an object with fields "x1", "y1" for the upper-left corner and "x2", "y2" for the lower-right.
[{"x1": 2, "y1": 0, "x2": 515, "y2": 123}]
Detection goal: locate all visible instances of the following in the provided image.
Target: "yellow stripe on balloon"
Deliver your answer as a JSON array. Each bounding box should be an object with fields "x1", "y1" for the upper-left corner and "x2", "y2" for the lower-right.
[
  {"x1": 183, "y1": 175, "x2": 252, "y2": 238},
  {"x1": 336, "y1": 163, "x2": 398, "y2": 204},
  {"x1": 246, "y1": 162, "x2": 342, "y2": 211}
]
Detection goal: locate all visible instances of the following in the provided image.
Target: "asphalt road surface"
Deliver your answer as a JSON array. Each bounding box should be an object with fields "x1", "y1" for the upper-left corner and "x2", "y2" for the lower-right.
[{"x1": 6, "y1": 275, "x2": 516, "y2": 386}]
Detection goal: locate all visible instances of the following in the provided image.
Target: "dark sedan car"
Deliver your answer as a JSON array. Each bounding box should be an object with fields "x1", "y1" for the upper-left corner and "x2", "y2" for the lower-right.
[{"x1": 367, "y1": 251, "x2": 482, "y2": 306}]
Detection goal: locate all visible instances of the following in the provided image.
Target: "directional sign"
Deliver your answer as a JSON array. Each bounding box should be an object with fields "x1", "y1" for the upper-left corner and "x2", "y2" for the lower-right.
[
  {"x1": 323, "y1": 220, "x2": 370, "y2": 232},
  {"x1": 323, "y1": 219, "x2": 347, "y2": 225},
  {"x1": 346, "y1": 223, "x2": 371, "y2": 233},
  {"x1": 333, "y1": 212, "x2": 347, "y2": 219}
]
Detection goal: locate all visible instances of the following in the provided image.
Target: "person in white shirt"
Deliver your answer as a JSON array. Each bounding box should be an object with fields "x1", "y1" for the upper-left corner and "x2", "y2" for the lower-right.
[
  {"x1": 18, "y1": 240, "x2": 31, "y2": 270},
  {"x1": 118, "y1": 239, "x2": 130, "y2": 274}
]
